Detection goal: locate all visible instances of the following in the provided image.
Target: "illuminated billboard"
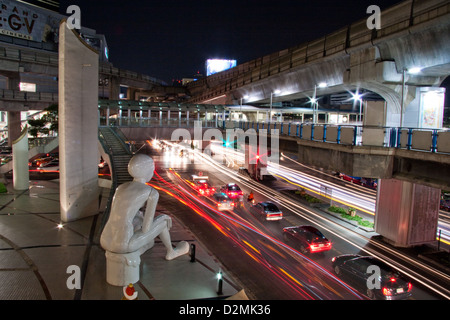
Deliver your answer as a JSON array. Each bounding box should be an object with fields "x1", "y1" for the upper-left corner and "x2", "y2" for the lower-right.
[
  {"x1": 0, "y1": 0, "x2": 62, "y2": 42},
  {"x1": 206, "y1": 59, "x2": 237, "y2": 76}
]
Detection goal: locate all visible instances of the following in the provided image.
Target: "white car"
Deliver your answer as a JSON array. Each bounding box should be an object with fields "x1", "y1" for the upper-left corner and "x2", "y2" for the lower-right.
[
  {"x1": 251, "y1": 202, "x2": 283, "y2": 221},
  {"x1": 213, "y1": 192, "x2": 234, "y2": 211}
]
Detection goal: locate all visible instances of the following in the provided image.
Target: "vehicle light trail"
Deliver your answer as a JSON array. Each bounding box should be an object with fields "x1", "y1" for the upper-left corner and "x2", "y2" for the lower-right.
[
  {"x1": 148, "y1": 163, "x2": 364, "y2": 299},
  {"x1": 155, "y1": 139, "x2": 450, "y2": 299},
  {"x1": 208, "y1": 143, "x2": 450, "y2": 245}
]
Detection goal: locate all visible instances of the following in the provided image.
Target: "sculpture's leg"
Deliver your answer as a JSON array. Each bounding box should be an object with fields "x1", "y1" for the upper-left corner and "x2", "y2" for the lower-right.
[{"x1": 159, "y1": 227, "x2": 190, "y2": 260}]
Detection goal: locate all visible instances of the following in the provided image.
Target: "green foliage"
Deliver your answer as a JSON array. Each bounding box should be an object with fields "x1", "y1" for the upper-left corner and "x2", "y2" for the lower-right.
[
  {"x1": 27, "y1": 104, "x2": 58, "y2": 138},
  {"x1": 338, "y1": 211, "x2": 374, "y2": 229},
  {"x1": 328, "y1": 206, "x2": 347, "y2": 214},
  {"x1": 295, "y1": 188, "x2": 321, "y2": 203}
]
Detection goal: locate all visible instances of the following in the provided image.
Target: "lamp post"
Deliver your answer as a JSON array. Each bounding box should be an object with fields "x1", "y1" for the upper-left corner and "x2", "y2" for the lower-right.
[
  {"x1": 269, "y1": 90, "x2": 281, "y2": 123},
  {"x1": 351, "y1": 91, "x2": 363, "y2": 124},
  {"x1": 240, "y1": 95, "x2": 249, "y2": 120},
  {"x1": 312, "y1": 82, "x2": 327, "y2": 123},
  {"x1": 400, "y1": 68, "x2": 406, "y2": 128}
]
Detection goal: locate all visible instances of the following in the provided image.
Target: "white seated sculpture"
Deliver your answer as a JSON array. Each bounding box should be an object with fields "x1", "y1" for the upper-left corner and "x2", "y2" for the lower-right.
[{"x1": 100, "y1": 154, "x2": 189, "y2": 286}]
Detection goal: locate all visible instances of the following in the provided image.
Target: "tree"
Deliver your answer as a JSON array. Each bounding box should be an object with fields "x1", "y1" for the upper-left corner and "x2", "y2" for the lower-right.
[{"x1": 27, "y1": 104, "x2": 58, "y2": 138}]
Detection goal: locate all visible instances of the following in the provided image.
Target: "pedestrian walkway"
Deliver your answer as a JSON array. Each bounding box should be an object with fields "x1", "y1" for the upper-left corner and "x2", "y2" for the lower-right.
[{"x1": 0, "y1": 179, "x2": 242, "y2": 300}]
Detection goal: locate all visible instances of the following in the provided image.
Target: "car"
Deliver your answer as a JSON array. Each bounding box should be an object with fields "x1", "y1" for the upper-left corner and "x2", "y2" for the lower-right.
[
  {"x1": 251, "y1": 202, "x2": 283, "y2": 221},
  {"x1": 221, "y1": 183, "x2": 243, "y2": 199},
  {"x1": 213, "y1": 192, "x2": 234, "y2": 211},
  {"x1": 191, "y1": 175, "x2": 215, "y2": 197},
  {"x1": 283, "y1": 226, "x2": 332, "y2": 254},
  {"x1": 38, "y1": 159, "x2": 59, "y2": 171},
  {"x1": 194, "y1": 180, "x2": 215, "y2": 197},
  {"x1": 331, "y1": 254, "x2": 412, "y2": 300}
]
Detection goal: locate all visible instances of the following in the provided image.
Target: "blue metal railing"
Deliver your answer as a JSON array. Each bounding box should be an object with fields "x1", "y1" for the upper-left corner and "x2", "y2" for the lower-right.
[
  {"x1": 233, "y1": 121, "x2": 450, "y2": 155},
  {"x1": 102, "y1": 118, "x2": 450, "y2": 155}
]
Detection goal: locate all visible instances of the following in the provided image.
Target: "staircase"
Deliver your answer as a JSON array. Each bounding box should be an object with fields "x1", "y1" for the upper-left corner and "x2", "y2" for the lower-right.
[{"x1": 98, "y1": 127, "x2": 133, "y2": 185}]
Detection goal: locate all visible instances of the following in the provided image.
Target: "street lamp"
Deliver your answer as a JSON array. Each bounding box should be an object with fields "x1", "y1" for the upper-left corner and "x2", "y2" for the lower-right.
[
  {"x1": 240, "y1": 95, "x2": 249, "y2": 120},
  {"x1": 351, "y1": 91, "x2": 363, "y2": 123},
  {"x1": 312, "y1": 83, "x2": 327, "y2": 123},
  {"x1": 269, "y1": 90, "x2": 281, "y2": 123}
]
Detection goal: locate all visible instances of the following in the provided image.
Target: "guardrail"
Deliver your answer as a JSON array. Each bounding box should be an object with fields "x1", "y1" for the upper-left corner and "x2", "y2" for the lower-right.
[
  {"x1": 235, "y1": 121, "x2": 450, "y2": 154},
  {"x1": 103, "y1": 116, "x2": 450, "y2": 155},
  {"x1": 0, "y1": 89, "x2": 58, "y2": 102},
  {"x1": 99, "y1": 116, "x2": 221, "y2": 129}
]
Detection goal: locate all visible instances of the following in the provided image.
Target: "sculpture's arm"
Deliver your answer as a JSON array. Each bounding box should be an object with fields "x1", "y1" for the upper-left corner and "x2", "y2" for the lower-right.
[{"x1": 141, "y1": 188, "x2": 159, "y2": 233}]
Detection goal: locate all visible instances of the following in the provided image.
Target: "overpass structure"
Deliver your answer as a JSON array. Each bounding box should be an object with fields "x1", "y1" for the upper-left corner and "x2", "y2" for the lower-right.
[
  {"x1": 179, "y1": 0, "x2": 450, "y2": 248},
  {"x1": 186, "y1": 0, "x2": 449, "y2": 128},
  {"x1": 0, "y1": 0, "x2": 449, "y2": 249}
]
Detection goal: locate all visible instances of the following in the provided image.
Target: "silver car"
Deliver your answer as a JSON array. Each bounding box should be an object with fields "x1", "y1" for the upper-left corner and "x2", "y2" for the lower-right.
[
  {"x1": 252, "y1": 202, "x2": 283, "y2": 221},
  {"x1": 213, "y1": 192, "x2": 234, "y2": 211}
]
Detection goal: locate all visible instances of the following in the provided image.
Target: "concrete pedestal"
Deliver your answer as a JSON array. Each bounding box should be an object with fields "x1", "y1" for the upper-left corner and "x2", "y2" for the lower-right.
[{"x1": 375, "y1": 178, "x2": 439, "y2": 247}]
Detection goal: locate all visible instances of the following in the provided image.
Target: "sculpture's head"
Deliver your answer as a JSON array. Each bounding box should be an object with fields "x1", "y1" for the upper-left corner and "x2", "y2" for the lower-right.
[{"x1": 128, "y1": 154, "x2": 155, "y2": 183}]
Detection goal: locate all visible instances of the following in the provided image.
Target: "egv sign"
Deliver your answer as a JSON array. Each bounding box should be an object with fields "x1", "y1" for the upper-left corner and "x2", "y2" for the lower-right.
[{"x1": 0, "y1": 0, "x2": 62, "y2": 42}]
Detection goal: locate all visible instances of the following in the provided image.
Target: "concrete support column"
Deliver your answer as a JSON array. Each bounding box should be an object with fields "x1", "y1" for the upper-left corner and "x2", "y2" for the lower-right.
[
  {"x1": 375, "y1": 178, "x2": 440, "y2": 247},
  {"x1": 59, "y1": 21, "x2": 99, "y2": 222},
  {"x1": 106, "y1": 107, "x2": 110, "y2": 126},
  {"x1": 109, "y1": 76, "x2": 120, "y2": 100},
  {"x1": 12, "y1": 126, "x2": 29, "y2": 190},
  {"x1": 7, "y1": 111, "x2": 21, "y2": 147}
]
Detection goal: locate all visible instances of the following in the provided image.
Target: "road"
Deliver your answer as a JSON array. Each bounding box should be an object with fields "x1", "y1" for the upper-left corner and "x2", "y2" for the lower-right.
[{"x1": 143, "y1": 141, "x2": 450, "y2": 300}]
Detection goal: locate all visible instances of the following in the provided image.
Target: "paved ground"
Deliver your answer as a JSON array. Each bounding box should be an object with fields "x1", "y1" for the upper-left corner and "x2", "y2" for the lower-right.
[{"x1": 0, "y1": 179, "x2": 242, "y2": 300}]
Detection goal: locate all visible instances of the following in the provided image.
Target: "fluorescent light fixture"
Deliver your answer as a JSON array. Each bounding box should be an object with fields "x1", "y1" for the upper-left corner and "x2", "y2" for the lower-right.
[
  {"x1": 318, "y1": 82, "x2": 328, "y2": 88},
  {"x1": 408, "y1": 67, "x2": 422, "y2": 74}
]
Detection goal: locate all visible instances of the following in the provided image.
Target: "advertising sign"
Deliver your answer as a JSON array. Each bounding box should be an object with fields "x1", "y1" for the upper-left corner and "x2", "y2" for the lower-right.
[
  {"x1": 0, "y1": 0, "x2": 62, "y2": 42},
  {"x1": 206, "y1": 59, "x2": 237, "y2": 76},
  {"x1": 420, "y1": 88, "x2": 445, "y2": 129}
]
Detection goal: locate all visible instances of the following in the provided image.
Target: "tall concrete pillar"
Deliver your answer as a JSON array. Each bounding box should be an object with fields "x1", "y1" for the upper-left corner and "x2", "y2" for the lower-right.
[
  {"x1": 59, "y1": 21, "x2": 99, "y2": 222},
  {"x1": 109, "y1": 76, "x2": 120, "y2": 100},
  {"x1": 12, "y1": 126, "x2": 29, "y2": 190},
  {"x1": 375, "y1": 178, "x2": 440, "y2": 247},
  {"x1": 7, "y1": 111, "x2": 21, "y2": 147}
]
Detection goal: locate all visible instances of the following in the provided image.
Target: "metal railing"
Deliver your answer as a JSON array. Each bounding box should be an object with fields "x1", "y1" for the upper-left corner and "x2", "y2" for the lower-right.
[
  {"x1": 235, "y1": 121, "x2": 450, "y2": 154},
  {"x1": 99, "y1": 116, "x2": 222, "y2": 129},
  {"x1": 101, "y1": 116, "x2": 450, "y2": 155}
]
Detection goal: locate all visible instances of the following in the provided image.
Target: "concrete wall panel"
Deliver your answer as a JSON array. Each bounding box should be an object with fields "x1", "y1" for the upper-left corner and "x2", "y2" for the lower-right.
[{"x1": 59, "y1": 21, "x2": 99, "y2": 222}]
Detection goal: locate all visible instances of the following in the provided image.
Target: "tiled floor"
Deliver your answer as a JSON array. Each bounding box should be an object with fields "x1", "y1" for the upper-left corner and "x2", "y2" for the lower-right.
[{"x1": 0, "y1": 179, "x2": 241, "y2": 300}]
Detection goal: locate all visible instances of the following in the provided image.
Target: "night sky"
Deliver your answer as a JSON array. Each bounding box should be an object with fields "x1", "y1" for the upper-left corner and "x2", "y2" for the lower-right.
[{"x1": 58, "y1": 0, "x2": 404, "y2": 84}]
